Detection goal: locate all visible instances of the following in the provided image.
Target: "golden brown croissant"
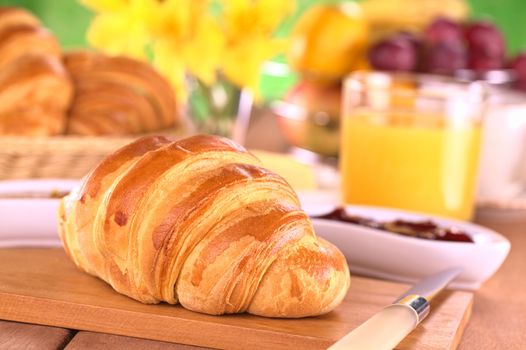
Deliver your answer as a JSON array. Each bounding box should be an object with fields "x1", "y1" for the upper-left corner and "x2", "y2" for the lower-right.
[
  {"x1": 58, "y1": 135, "x2": 350, "y2": 317},
  {"x1": 0, "y1": 25, "x2": 61, "y2": 70},
  {"x1": 0, "y1": 55, "x2": 72, "y2": 135},
  {"x1": 0, "y1": 7, "x2": 41, "y2": 34},
  {"x1": 65, "y1": 79, "x2": 157, "y2": 135},
  {"x1": 0, "y1": 6, "x2": 71, "y2": 136},
  {"x1": 64, "y1": 51, "x2": 178, "y2": 135}
]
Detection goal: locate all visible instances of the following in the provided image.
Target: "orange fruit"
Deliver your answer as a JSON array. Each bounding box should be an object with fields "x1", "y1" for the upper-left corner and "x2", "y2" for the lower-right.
[{"x1": 288, "y1": 2, "x2": 369, "y2": 81}]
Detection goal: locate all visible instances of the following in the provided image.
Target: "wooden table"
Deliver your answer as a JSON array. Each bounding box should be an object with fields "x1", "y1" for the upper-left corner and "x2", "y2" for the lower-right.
[
  {"x1": 1, "y1": 112, "x2": 525, "y2": 349},
  {"x1": 458, "y1": 209, "x2": 526, "y2": 349},
  {"x1": 0, "y1": 208, "x2": 523, "y2": 350}
]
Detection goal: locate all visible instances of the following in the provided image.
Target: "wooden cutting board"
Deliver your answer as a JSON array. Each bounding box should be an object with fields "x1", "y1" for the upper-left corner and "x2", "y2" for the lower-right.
[{"x1": 0, "y1": 248, "x2": 472, "y2": 350}]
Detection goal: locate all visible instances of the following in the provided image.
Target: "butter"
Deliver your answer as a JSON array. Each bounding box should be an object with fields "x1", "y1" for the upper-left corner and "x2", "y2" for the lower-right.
[{"x1": 250, "y1": 151, "x2": 317, "y2": 190}]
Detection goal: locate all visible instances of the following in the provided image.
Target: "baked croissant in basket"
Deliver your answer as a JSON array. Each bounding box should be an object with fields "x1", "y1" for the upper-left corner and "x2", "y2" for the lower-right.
[
  {"x1": 58, "y1": 135, "x2": 350, "y2": 317},
  {"x1": 0, "y1": 7, "x2": 61, "y2": 73},
  {"x1": 0, "y1": 54, "x2": 72, "y2": 135},
  {"x1": 64, "y1": 51, "x2": 178, "y2": 135},
  {"x1": 0, "y1": 6, "x2": 71, "y2": 136},
  {"x1": 0, "y1": 7, "x2": 41, "y2": 37},
  {"x1": 0, "y1": 24, "x2": 61, "y2": 70}
]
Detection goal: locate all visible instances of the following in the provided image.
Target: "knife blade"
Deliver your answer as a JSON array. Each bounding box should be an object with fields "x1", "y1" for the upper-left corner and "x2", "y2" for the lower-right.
[{"x1": 328, "y1": 267, "x2": 462, "y2": 350}]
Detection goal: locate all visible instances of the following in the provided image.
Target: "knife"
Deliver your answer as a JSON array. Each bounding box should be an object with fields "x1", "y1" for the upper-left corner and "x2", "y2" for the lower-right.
[{"x1": 328, "y1": 267, "x2": 462, "y2": 350}]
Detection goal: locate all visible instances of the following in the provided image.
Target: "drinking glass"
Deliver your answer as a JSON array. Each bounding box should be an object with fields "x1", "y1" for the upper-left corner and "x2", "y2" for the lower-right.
[{"x1": 340, "y1": 72, "x2": 487, "y2": 220}]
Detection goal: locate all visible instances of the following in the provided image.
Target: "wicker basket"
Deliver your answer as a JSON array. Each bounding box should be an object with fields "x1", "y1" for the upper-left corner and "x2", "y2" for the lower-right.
[{"x1": 0, "y1": 129, "x2": 187, "y2": 180}]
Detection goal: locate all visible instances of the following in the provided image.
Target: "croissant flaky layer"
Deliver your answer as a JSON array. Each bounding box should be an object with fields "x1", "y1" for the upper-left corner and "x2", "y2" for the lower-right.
[
  {"x1": 0, "y1": 7, "x2": 70, "y2": 136},
  {"x1": 0, "y1": 55, "x2": 71, "y2": 135},
  {"x1": 64, "y1": 51, "x2": 178, "y2": 136},
  {"x1": 59, "y1": 135, "x2": 350, "y2": 317}
]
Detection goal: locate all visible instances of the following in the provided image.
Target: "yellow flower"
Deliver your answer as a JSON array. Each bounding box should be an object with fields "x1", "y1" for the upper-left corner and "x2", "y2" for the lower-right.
[
  {"x1": 220, "y1": 0, "x2": 295, "y2": 92},
  {"x1": 80, "y1": 0, "x2": 127, "y2": 13},
  {"x1": 81, "y1": 0, "x2": 295, "y2": 99},
  {"x1": 85, "y1": 0, "x2": 155, "y2": 59},
  {"x1": 222, "y1": 0, "x2": 294, "y2": 37},
  {"x1": 146, "y1": 0, "x2": 224, "y2": 100},
  {"x1": 222, "y1": 37, "x2": 288, "y2": 93},
  {"x1": 151, "y1": 40, "x2": 187, "y2": 102}
]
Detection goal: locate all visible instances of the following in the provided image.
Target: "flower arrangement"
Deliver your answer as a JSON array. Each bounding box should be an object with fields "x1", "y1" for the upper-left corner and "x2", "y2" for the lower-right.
[{"x1": 81, "y1": 0, "x2": 295, "y2": 138}]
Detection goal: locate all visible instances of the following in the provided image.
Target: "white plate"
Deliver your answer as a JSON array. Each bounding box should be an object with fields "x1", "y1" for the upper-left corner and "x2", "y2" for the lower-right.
[
  {"x1": 0, "y1": 181, "x2": 511, "y2": 290},
  {"x1": 299, "y1": 195, "x2": 510, "y2": 290},
  {"x1": 0, "y1": 179, "x2": 79, "y2": 247}
]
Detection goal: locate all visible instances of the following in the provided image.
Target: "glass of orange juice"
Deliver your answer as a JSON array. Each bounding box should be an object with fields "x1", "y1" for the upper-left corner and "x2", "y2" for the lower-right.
[{"x1": 340, "y1": 72, "x2": 487, "y2": 220}]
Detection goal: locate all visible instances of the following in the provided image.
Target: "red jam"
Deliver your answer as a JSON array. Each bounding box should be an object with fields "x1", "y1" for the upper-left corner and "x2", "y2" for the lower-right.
[{"x1": 314, "y1": 207, "x2": 474, "y2": 243}]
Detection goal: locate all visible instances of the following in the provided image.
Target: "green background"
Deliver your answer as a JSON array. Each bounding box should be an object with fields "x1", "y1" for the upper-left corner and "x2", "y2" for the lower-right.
[
  {"x1": 2, "y1": 0, "x2": 525, "y2": 100},
  {"x1": 2, "y1": 0, "x2": 526, "y2": 52}
]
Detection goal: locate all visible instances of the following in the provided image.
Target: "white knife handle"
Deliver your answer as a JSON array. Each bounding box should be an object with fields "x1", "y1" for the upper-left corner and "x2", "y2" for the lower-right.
[{"x1": 327, "y1": 304, "x2": 418, "y2": 350}]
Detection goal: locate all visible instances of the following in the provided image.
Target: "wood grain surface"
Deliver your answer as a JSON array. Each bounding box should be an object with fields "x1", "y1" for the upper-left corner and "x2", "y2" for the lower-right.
[
  {"x1": 0, "y1": 320, "x2": 74, "y2": 350},
  {"x1": 0, "y1": 248, "x2": 472, "y2": 350},
  {"x1": 458, "y1": 210, "x2": 526, "y2": 349},
  {"x1": 64, "y1": 332, "x2": 208, "y2": 350}
]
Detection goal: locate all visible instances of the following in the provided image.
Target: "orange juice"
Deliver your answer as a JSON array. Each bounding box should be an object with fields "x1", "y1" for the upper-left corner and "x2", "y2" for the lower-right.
[{"x1": 340, "y1": 112, "x2": 482, "y2": 220}]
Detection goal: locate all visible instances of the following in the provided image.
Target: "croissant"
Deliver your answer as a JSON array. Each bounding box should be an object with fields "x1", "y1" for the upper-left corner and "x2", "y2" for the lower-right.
[
  {"x1": 65, "y1": 79, "x2": 158, "y2": 135},
  {"x1": 58, "y1": 135, "x2": 350, "y2": 317},
  {"x1": 0, "y1": 55, "x2": 72, "y2": 135},
  {"x1": 64, "y1": 51, "x2": 178, "y2": 135},
  {"x1": 0, "y1": 25, "x2": 61, "y2": 70},
  {"x1": 0, "y1": 6, "x2": 71, "y2": 136},
  {"x1": 0, "y1": 7, "x2": 41, "y2": 34}
]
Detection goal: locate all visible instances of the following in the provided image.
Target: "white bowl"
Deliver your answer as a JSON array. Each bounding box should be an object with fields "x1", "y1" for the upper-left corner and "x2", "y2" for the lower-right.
[
  {"x1": 304, "y1": 203, "x2": 510, "y2": 290},
  {"x1": 0, "y1": 179, "x2": 79, "y2": 247}
]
